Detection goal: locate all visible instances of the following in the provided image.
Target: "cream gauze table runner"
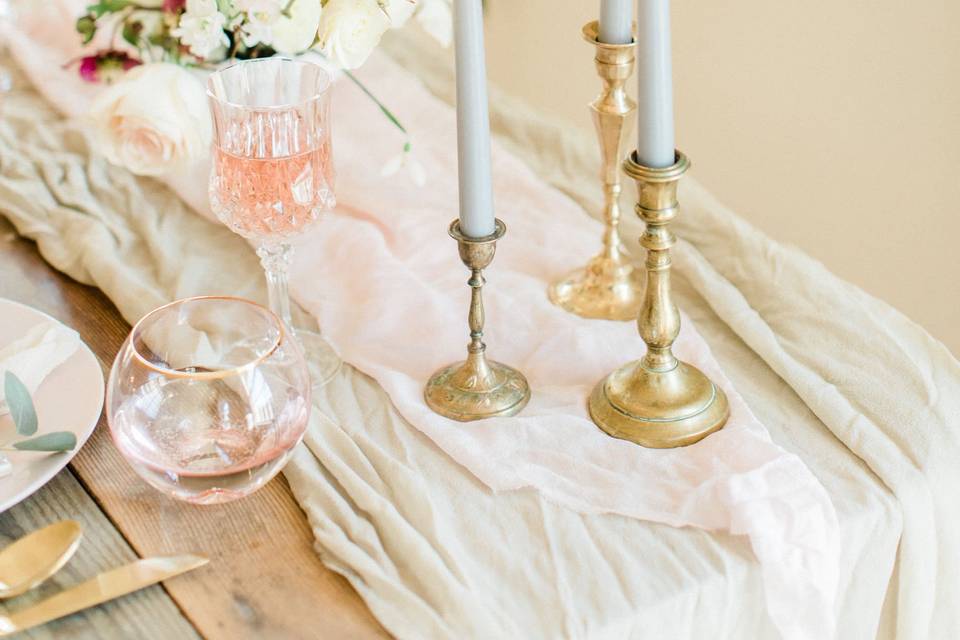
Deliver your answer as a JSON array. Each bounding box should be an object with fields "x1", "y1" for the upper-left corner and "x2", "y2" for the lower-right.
[{"x1": 2, "y1": 15, "x2": 960, "y2": 640}]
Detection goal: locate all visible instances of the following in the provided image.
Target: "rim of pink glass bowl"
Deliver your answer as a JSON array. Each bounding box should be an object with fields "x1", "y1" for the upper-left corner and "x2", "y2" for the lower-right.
[
  {"x1": 206, "y1": 56, "x2": 333, "y2": 112},
  {"x1": 127, "y1": 295, "x2": 289, "y2": 381}
]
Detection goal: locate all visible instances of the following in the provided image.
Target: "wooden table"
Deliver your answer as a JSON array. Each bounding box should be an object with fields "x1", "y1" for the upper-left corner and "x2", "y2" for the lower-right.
[{"x1": 0, "y1": 217, "x2": 387, "y2": 639}]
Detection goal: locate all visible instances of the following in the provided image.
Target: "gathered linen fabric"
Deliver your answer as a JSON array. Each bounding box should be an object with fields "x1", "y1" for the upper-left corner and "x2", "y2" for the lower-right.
[
  {"x1": 2, "y1": 13, "x2": 958, "y2": 640},
  {"x1": 3, "y1": 9, "x2": 843, "y2": 639},
  {"x1": 1, "y1": 76, "x2": 898, "y2": 640}
]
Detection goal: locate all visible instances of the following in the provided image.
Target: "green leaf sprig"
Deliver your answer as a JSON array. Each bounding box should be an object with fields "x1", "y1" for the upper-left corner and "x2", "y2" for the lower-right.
[{"x1": 3, "y1": 371, "x2": 78, "y2": 453}]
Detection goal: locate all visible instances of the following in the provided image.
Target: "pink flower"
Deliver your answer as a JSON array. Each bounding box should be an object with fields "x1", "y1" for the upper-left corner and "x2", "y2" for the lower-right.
[
  {"x1": 78, "y1": 56, "x2": 99, "y2": 82},
  {"x1": 164, "y1": 0, "x2": 187, "y2": 12},
  {"x1": 76, "y1": 51, "x2": 142, "y2": 84}
]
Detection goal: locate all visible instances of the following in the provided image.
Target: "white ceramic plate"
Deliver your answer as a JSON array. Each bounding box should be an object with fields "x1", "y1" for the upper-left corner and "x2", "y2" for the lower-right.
[{"x1": 0, "y1": 298, "x2": 104, "y2": 513}]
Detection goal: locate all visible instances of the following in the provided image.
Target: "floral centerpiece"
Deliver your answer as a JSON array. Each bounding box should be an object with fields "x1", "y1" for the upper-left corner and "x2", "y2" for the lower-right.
[{"x1": 73, "y1": 0, "x2": 450, "y2": 180}]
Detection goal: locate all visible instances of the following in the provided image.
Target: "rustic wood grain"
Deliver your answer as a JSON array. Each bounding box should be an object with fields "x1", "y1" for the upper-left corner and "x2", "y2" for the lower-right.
[
  {"x1": 0, "y1": 471, "x2": 201, "y2": 640},
  {"x1": 0, "y1": 218, "x2": 388, "y2": 639}
]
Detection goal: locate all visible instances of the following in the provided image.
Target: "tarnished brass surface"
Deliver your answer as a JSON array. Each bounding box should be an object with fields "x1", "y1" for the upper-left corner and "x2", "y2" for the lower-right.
[
  {"x1": 549, "y1": 21, "x2": 643, "y2": 321},
  {"x1": 588, "y1": 151, "x2": 729, "y2": 447},
  {"x1": 425, "y1": 220, "x2": 531, "y2": 421},
  {"x1": 589, "y1": 361, "x2": 728, "y2": 447}
]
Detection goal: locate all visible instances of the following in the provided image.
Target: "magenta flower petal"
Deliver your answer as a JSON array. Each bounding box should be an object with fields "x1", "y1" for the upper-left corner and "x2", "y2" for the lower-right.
[{"x1": 79, "y1": 56, "x2": 99, "y2": 82}]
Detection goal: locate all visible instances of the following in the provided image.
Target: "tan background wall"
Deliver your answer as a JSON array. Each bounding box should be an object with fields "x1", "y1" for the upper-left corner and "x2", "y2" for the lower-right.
[{"x1": 481, "y1": 1, "x2": 960, "y2": 356}]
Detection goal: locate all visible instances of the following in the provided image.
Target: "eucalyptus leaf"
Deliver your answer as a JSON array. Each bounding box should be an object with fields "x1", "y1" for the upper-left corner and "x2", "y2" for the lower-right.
[
  {"x1": 12, "y1": 432, "x2": 77, "y2": 452},
  {"x1": 4, "y1": 371, "x2": 37, "y2": 436}
]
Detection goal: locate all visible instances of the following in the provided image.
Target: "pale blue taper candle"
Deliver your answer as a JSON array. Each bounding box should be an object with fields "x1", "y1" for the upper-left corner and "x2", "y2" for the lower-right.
[
  {"x1": 636, "y1": 0, "x2": 675, "y2": 168},
  {"x1": 599, "y1": 0, "x2": 633, "y2": 44},
  {"x1": 453, "y1": 0, "x2": 496, "y2": 238}
]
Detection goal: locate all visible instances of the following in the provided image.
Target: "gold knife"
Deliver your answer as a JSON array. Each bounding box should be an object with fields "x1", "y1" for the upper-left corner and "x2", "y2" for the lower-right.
[{"x1": 0, "y1": 555, "x2": 208, "y2": 636}]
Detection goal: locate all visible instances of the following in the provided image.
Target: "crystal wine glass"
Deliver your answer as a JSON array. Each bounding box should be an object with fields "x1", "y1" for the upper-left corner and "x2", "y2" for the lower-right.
[
  {"x1": 107, "y1": 296, "x2": 311, "y2": 504},
  {"x1": 207, "y1": 57, "x2": 339, "y2": 386}
]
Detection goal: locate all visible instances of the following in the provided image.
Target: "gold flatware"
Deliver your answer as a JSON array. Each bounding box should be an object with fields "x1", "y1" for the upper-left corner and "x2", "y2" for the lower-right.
[
  {"x1": 0, "y1": 520, "x2": 83, "y2": 599},
  {"x1": 0, "y1": 554, "x2": 208, "y2": 636}
]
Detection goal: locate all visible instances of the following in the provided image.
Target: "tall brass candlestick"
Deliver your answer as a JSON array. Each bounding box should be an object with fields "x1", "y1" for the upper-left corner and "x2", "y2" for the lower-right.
[
  {"x1": 425, "y1": 219, "x2": 531, "y2": 421},
  {"x1": 588, "y1": 151, "x2": 729, "y2": 448},
  {"x1": 549, "y1": 21, "x2": 643, "y2": 321}
]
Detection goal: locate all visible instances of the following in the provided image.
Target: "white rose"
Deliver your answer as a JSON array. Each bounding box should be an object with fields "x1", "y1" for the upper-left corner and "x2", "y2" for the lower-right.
[
  {"x1": 380, "y1": 0, "x2": 416, "y2": 27},
  {"x1": 271, "y1": 0, "x2": 322, "y2": 54},
  {"x1": 236, "y1": 0, "x2": 284, "y2": 47},
  {"x1": 173, "y1": 0, "x2": 230, "y2": 59},
  {"x1": 315, "y1": 0, "x2": 414, "y2": 69},
  {"x1": 88, "y1": 63, "x2": 211, "y2": 177},
  {"x1": 235, "y1": 0, "x2": 284, "y2": 17}
]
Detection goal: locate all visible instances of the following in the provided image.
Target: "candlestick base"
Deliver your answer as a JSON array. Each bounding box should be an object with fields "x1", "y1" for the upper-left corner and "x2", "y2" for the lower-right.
[
  {"x1": 424, "y1": 219, "x2": 531, "y2": 422},
  {"x1": 588, "y1": 360, "x2": 728, "y2": 448},
  {"x1": 425, "y1": 356, "x2": 530, "y2": 422},
  {"x1": 549, "y1": 256, "x2": 643, "y2": 321}
]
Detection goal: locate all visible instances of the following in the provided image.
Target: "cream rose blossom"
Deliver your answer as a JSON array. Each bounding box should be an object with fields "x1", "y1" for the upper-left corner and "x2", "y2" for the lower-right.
[
  {"x1": 89, "y1": 63, "x2": 211, "y2": 176},
  {"x1": 316, "y1": 0, "x2": 416, "y2": 69},
  {"x1": 271, "y1": 0, "x2": 324, "y2": 54}
]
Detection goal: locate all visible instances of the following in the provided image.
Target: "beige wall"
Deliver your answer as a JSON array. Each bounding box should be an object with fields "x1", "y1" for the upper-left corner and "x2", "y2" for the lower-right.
[{"x1": 483, "y1": 1, "x2": 960, "y2": 356}]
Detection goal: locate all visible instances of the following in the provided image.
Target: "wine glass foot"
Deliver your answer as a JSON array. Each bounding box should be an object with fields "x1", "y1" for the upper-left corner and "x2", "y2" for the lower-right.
[{"x1": 295, "y1": 330, "x2": 342, "y2": 389}]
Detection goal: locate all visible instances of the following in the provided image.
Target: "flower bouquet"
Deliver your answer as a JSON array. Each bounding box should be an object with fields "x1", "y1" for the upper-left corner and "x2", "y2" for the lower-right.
[{"x1": 68, "y1": 0, "x2": 450, "y2": 180}]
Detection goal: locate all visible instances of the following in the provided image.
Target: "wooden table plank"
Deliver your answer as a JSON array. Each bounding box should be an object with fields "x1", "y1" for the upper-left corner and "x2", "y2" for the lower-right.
[
  {"x1": 0, "y1": 471, "x2": 201, "y2": 639},
  {"x1": 0, "y1": 219, "x2": 388, "y2": 639}
]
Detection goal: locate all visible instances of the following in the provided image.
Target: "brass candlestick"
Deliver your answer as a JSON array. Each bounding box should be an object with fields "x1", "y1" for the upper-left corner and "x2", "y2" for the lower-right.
[
  {"x1": 548, "y1": 21, "x2": 643, "y2": 321},
  {"x1": 588, "y1": 151, "x2": 729, "y2": 448},
  {"x1": 425, "y1": 219, "x2": 531, "y2": 421}
]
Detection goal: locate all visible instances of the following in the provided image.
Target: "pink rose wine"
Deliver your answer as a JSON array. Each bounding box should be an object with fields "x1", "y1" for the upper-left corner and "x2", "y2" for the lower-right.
[{"x1": 210, "y1": 143, "x2": 334, "y2": 241}]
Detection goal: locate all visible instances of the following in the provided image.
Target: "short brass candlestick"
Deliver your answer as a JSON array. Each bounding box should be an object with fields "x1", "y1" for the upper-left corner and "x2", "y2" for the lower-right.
[
  {"x1": 549, "y1": 21, "x2": 643, "y2": 321},
  {"x1": 425, "y1": 219, "x2": 531, "y2": 421},
  {"x1": 588, "y1": 151, "x2": 729, "y2": 448}
]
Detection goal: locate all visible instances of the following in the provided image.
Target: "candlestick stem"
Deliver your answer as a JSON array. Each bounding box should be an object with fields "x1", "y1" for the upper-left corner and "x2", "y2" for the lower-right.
[
  {"x1": 425, "y1": 219, "x2": 530, "y2": 421},
  {"x1": 467, "y1": 266, "x2": 485, "y2": 352},
  {"x1": 549, "y1": 21, "x2": 643, "y2": 320},
  {"x1": 588, "y1": 150, "x2": 729, "y2": 448}
]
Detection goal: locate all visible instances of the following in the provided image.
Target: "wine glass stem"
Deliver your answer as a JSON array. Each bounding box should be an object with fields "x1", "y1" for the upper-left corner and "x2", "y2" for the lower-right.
[{"x1": 257, "y1": 243, "x2": 294, "y2": 328}]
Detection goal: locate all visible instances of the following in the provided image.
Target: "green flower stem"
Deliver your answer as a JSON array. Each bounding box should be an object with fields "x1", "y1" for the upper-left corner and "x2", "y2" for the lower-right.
[{"x1": 343, "y1": 69, "x2": 408, "y2": 136}]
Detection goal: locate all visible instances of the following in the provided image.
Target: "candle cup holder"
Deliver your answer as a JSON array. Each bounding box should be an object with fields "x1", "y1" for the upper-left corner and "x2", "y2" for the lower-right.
[
  {"x1": 549, "y1": 21, "x2": 643, "y2": 321},
  {"x1": 425, "y1": 219, "x2": 531, "y2": 421},
  {"x1": 588, "y1": 151, "x2": 729, "y2": 448}
]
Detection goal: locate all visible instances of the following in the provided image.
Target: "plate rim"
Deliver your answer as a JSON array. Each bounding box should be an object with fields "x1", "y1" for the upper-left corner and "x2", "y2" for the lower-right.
[{"x1": 0, "y1": 297, "x2": 106, "y2": 513}]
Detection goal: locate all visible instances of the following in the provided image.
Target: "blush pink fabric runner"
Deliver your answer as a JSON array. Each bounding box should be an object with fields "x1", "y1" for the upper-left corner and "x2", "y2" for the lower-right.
[
  {"x1": 288, "y1": 56, "x2": 840, "y2": 640},
  {"x1": 7, "y1": 7, "x2": 839, "y2": 638}
]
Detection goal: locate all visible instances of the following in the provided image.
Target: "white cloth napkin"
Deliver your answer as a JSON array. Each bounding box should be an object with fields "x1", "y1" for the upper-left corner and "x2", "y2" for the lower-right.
[{"x1": 0, "y1": 322, "x2": 79, "y2": 415}]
